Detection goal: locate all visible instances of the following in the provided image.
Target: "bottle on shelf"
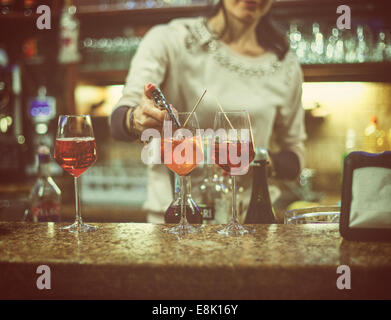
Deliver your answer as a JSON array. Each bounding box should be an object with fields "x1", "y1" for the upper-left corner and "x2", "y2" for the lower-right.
[
  {"x1": 165, "y1": 174, "x2": 202, "y2": 224},
  {"x1": 198, "y1": 166, "x2": 218, "y2": 223},
  {"x1": 23, "y1": 0, "x2": 37, "y2": 16},
  {"x1": 344, "y1": 28, "x2": 358, "y2": 63},
  {"x1": 385, "y1": 31, "x2": 391, "y2": 61},
  {"x1": 363, "y1": 116, "x2": 386, "y2": 153},
  {"x1": 197, "y1": 136, "x2": 220, "y2": 223},
  {"x1": 356, "y1": 25, "x2": 370, "y2": 63},
  {"x1": 372, "y1": 31, "x2": 387, "y2": 62},
  {"x1": 29, "y1": 145, "x2": 62, "y2": 222},
  {"x1": 309, "y1": 22, "x2": 324, "y2": 64},
  {"x1": 198, "y1": 165, "x2": 232, "y2": 224},
  {"x1": 341, "y1": 128, "x2": 356, "y2": 181},
  {"x1": 0, "y1": 0, "x2": 15, "y2": 14},
  {"x1": 244, "y1": 148, "x2": 276, "y2": 224},
  {"x1": 288, "y1": 23, "x2": 301, "y2": 52},
  {"x1": 58, "y1": 0, "x2": 81, "y2": 64},
  {"x1": 197, "y1": 136, "x2": 231, "y2": 224},
  {"x1": 325, "y1": 28, "x2": 343, "y2": 63},
  {"x1": 343, "y1": 128, "x2": 356, "y2": 160}
]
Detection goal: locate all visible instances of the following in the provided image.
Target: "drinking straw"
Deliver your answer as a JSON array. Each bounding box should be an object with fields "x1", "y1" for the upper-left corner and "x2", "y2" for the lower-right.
[
  {"x1": 212, "y1": 94, "x2": 235, "y2": 130},
  {"x1": 182, "y1": 89, "x2": 207, "y2": 128}
]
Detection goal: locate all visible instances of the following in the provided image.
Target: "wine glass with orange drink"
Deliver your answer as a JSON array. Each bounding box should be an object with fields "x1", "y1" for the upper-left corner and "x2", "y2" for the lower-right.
[{"x1": 161, "y1": 112, "x2": 203, "y2": 236}]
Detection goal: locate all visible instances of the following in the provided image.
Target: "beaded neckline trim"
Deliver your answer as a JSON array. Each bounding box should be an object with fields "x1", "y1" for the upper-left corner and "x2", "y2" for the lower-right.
[{"x1": 185, "y1": 17, "x2": 286, "y2": 77}]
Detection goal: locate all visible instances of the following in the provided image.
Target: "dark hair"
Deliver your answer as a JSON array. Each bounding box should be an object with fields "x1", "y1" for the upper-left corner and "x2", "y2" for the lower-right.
[{"x1": 208, "y1": 1, "x2": 289, "y2": 60}]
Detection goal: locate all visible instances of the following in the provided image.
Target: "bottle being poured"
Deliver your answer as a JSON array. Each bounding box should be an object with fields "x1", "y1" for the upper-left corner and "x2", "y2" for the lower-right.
[{"x1": 150, "y1": 87, "x2": 181, "y2": 128}]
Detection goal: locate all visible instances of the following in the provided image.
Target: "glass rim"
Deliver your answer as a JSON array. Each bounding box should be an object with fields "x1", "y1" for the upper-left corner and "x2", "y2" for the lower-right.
[
  {"x1": 164, "y1": 111, "x2": 195, "y2": 117},
  {"x1": 163, "y1": 112, "x2": 199, "y2": 125},
  {"x1": 285, "y1": 206, "x2": 341, "y2": 217},
  {"x1": 284, "y1": 206, "x2": 341, "y2": 224},
  {"x1": 216, "y1": 110, "x2": 249, "y2": 114}
]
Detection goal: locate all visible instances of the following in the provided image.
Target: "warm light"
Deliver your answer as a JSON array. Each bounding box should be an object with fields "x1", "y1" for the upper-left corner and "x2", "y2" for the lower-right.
[
  {"x1": 301, "y1": 82, "x2": 391, "y2": 133},
  {"x1": 75, "y1": 85, "x2": 124, "y2": 116},
  {"x1": 302, "y1": 82, "x2": 370, "y2": 110},
  {"x1": 302, "y1": 81, "x2": 391, "y2": 176},
  {"x1": 17, "y1": 135, "x2": 25, "y2": 144},
  {"x1": 0, "y1": 117, "x2": 8, "y2": 133}
]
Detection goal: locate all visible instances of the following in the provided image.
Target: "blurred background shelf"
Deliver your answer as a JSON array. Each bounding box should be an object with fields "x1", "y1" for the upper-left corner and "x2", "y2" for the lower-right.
[
  {"x1": 302, "y1": 62, "x2": 391, "y2": 82},
  {"x1": 78, "y1": 69, "x2": 128, "y2": 86},
  {"x1": 73, "y1": 0, "x2": 391, "y2": 22},
  {"x1": 0, "y1": 2, "x2": 62, "y2": 21},
  {"x1": 77, "y1": 62, "x2": 391, "y2": 86},
  {"x1": 76, "y1": 4, "x2": 211, "y2": 19},
  {"x1": 273, "y1": 0, "x2": 390, "y2": 18}
]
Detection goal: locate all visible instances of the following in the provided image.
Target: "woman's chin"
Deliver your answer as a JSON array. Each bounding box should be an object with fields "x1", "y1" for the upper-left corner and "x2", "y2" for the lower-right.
[{"x1": 235, "y1": 12, "x2": 258, "y2": 23}]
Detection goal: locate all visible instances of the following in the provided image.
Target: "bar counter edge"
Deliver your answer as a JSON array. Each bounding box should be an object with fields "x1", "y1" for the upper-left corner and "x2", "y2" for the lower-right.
[{"x1": 1, "y1": 222, "x2": 390, "y2": 299}]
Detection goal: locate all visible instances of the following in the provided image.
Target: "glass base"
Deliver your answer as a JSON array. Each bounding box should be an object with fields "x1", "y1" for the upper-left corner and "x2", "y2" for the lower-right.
[
  {"x1": 60, "y1": 221, "x2": 98, "y2": 233},
  {"x1": 217, "y1": 220, "x2": 254, "y2": 236},
  {"x1": 164, "y1": 222, "x2": 200, "y2": 236}
]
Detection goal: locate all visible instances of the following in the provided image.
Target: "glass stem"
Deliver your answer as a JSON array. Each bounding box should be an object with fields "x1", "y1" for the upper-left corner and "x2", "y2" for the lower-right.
[
  {"x1": 179, "y1": 175, "x2": 188, "y2": 228},
  {"x1": 74, "y1": 177, "x2": 82, "y2": 226},
  {"x1": 231, "y1": 175, "x2": 238, "y2": 224}
]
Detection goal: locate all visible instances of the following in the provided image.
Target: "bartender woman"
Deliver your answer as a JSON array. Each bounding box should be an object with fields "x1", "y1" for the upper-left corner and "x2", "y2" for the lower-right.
[{"x1": 110, "y1": 0, "x2": 306, "y2": 223}]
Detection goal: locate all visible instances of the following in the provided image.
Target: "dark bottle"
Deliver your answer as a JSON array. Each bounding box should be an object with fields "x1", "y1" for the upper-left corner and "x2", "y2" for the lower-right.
[
  {"x1": 165, "y1": 174, "x2": 202, "y2": 224},
  {"x1": 244, "y1": 148, "x2": 276, "y2": 224}
]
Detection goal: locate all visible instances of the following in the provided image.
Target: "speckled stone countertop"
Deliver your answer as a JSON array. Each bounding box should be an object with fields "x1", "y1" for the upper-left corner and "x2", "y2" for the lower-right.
[{"x1": 0, "y1": 222, "x2": 390, "y2": 299}]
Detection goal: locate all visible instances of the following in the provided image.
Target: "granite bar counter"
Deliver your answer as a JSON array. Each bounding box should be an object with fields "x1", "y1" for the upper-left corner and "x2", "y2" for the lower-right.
[{"x1": 0, "y1": 222, "x2": 391, "y2": 299}]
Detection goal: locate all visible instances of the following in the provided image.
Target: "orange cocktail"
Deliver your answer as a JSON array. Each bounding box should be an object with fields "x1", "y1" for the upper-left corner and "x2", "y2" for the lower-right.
[{"x1": 161, "y1": 136, "x2": 203, "y2": 176}]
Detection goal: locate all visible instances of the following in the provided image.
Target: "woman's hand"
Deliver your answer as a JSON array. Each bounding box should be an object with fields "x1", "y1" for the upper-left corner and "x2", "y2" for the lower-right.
[{"x1": 126, "y1": 82, "x2": 166, "y2": 135}]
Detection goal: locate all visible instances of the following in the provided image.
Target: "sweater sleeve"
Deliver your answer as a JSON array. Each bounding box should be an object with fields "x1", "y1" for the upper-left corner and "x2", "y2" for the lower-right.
[
  {"x1": 273, "y1": 53, "x2": 307, "y2": 177},
  {"x1": 109, "y1": 24, "x2": 173, "y2": 140},
  {"x1": 110, "y1": 106, "x2": 135, "y2": 142}
]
